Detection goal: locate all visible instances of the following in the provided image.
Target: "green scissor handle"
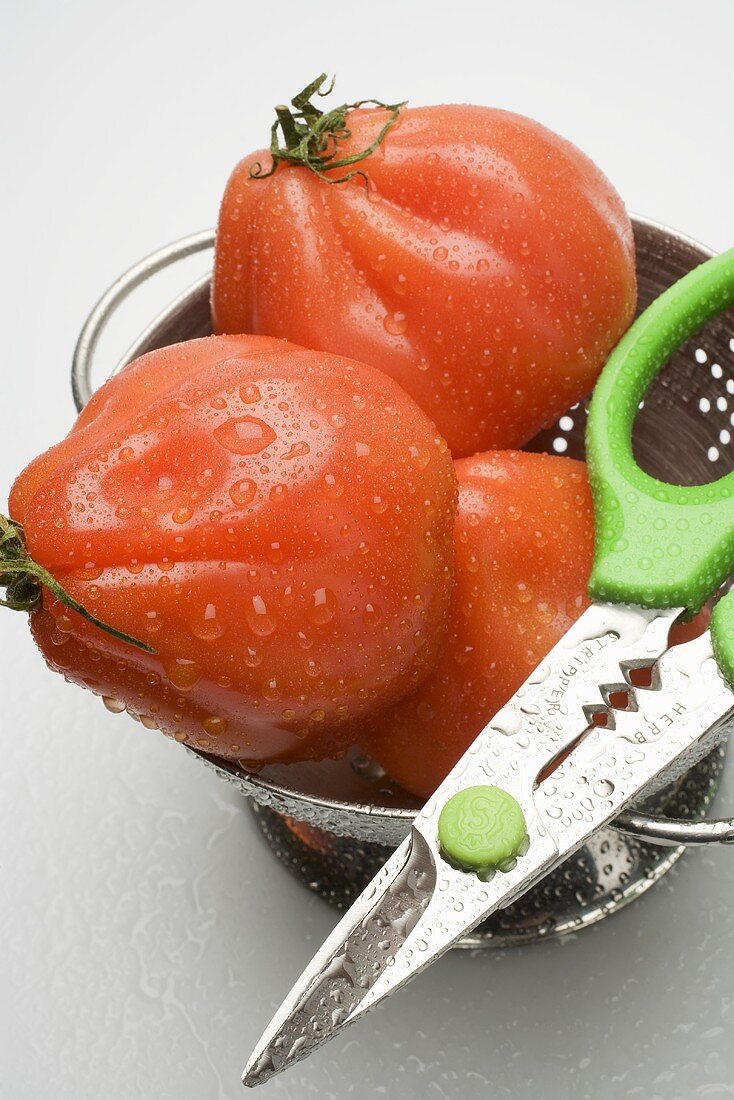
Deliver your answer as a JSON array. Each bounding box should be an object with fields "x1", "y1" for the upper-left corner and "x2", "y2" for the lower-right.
[{"x1": 586, "y1": 247, "x2": 734, "y2": 688}]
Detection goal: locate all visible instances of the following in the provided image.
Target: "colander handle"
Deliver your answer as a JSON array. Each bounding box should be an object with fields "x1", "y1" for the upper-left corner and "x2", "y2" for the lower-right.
[
  {"x1": 71, "y1": 229, "x2": 215, "y2": 411},
  {"x1": 586, "y1": 247, "x2": 734, "y2": 686}
]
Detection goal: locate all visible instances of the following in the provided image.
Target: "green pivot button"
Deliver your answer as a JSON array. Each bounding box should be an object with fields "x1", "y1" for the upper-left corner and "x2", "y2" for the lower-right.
[{"x1": 438, "y1": 785, "x2": 527, "y2": 873}]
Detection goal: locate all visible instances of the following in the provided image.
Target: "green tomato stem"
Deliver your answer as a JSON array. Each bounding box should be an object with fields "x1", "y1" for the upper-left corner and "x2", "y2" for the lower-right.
[
  {"x1": 249, "y1": 73, "x2": 407, "y2": 189},
  {"x1": 0, "y1": 513, "x2": 154, "y2": 653}
]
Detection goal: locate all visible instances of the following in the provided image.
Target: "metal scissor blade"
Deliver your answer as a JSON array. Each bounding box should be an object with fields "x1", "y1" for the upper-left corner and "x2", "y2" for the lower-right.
[
  {"x1": 243, "y1": 602, "x2": 683, "y2": 1087},
  {"x1": 243, "y1": 815, "x2": 558, "y2": 1088},
  {"x1": 242, "y1": 829, "x2": 434, "y2": 1087},
  {"x1": 535, "y1": 628, "x2": 734, "y2": 856}
]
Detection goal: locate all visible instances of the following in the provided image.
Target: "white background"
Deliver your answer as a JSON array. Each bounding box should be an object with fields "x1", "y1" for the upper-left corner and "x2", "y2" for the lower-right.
[{"x1": 2, "y1": 2, "x2": 734, "y2": 1097}]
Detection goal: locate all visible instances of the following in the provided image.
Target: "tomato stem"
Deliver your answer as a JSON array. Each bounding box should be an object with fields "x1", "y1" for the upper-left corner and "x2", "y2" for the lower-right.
[
  {"x1": 0, "y1": 514, "x2": 154, "y2": 653},
  {"x1": 249, "y1": 73, "x2": 406, "y2": 189}
]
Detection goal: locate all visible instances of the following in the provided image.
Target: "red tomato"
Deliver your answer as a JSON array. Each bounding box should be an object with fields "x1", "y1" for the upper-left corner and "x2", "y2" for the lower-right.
[
  {"x1": 10, "y1": 335, "x2": 457, "y2": 766},
  {"x1": 360, "y1": 450, "x2": 595, "y2": 799},
  {"x1": 213, "y1": 104, "x2": 636, "y2": 457}
]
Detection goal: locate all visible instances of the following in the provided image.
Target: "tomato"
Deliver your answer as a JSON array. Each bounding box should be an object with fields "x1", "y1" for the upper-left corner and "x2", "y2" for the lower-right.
[
  {"x1": 359, "y1": 450, "x2": 595, "y2": 799},
  {"x1": 213, "y1": 100, "x2": 636, "y2": 457},
  {"x1": 9, "y1": 334, "x2": 457, "y2": 766}
]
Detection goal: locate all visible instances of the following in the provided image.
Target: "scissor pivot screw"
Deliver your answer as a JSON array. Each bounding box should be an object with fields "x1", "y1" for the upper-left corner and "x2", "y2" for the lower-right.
[{"x1": 438, "y1": 785, "x2": 528, "y2": 873}]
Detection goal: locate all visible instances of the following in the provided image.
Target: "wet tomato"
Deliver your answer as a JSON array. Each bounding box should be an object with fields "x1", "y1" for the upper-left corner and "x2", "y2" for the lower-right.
[
  {"x1": 9, "y1": 335, "x2": 457, "y2": 765},
  {"x1": 359, "y1": 450, "x2": 595, "y2": 799},
  {"x1": 213, "y1": 97, "x2": 636, "y2": 457}
]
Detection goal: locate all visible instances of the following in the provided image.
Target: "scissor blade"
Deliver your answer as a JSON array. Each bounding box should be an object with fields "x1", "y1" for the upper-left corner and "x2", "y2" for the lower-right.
[
  {"x1": 243, "y1": 816, "x2": 558, "y2": 1088},
  {"x1": 243, "y1": 602, "x2": 681, "y2": 1087},
  {"x1": 242, "y1": 829, "x2": 433, "y2": 1087},
  {"x1": 536, "y1": 628, "x2": 734, "y2": 855}
]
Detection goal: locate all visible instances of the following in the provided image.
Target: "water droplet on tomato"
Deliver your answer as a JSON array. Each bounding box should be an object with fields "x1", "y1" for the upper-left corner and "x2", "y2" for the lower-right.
[
  {"x1": 239, "y1": 384, "x2": 261, "y2": 404},
  {"x1": 408, "y1": 445, "x2": 431, "y2": 469},
  {"x1": 323, "y1": 474, "x2": 344, "y2": 497},
  {"x1": 172, "y1": 504, "x2": 193, "y2": 524},
  {"x1": 144, "y1": 610, "x2": 162, "y2": 633},
  {"x1": 165, "y1": 658, "x2": 202, "y2": 690},
  {"x1": 363, "y1": 603, "x2": 382, "y2": 625},
  {"x1": 433, "y1": 246, "x2": 448, "y2": 262},
  {"x1": 246, "y1": 594, "x2": 276, "y2": 636},
  {"x1": 307, "y1": 587, "x2": 337, "y2": 626},
  {"x1": 192, "y1": 603, "x2": 223, "y2": 641},
  {"x1": 103, "y1": 697, "x2": 126, "y2": 713},
  {"x1": 281, "y1": 440, "x2": 310, "y2": 461},
  {"x1": 202, "y1": 715, "x2": 228, "y2": 736},
  {"x1": 517, "y1": 583, "x2": 532, "y2": 604},
  {"x1": 245, "y1": 646, "x2": 262, "y2": 667},
  {"x1": 383, "y1": 312, "x2": 407, "y2": 336},
  {"x1": 262, "y1": 677, "x2": 280, "y2": 700},
  {"x1": 229, "y1": 478, "x2": 256, "y2": 506},
  {"x1": 214, "y1": 416, "x2": 276, "y2": 455}
]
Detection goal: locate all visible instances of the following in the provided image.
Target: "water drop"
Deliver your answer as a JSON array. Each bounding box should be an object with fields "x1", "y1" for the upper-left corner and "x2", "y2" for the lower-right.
[
  {"x1": 408, "y1": 445, "x2": 431, "y2": 469},
  {"x1": 383, "y1": 312, "x2": 407, "y2": 336},
  {"x1": 202, "y1": 715, "x2": 228, "y2": 736},
  {"x1": 307, "y1": 587, "x2": 338, "y2": 626},
  {"x1": 229, "y1": 478, "x2": 257, "y2": 507},
  {"x1": 246, "y1": 594, "x2": 276, "y2": 636},
  {"x1": 262, "y1": 677, "x2": 280, "y2": 700},
  {"x1": 192, "y1": 603, "x2": 223, "y2": 641},
  {"x1": 172, "y1": 504, "x2": 193, "y2": 524},
  {"x1": 245, "y1": 646, "x2": 262, "y2": 667},
  {"x1": 239, "y1": 384, "x2": 261, "y2": 403},
  {"x1": 281, "y1": 440, "x2": 310, "y2": 461},
  {"x1": 594, "y1": 778, "x2": 615, "y2": 797},
  {"x1": 363, "y1": 603, "x2": 382, "y2": 626},
  {"x1": 165, "y1": 658, "x2": 202, "y2": 690},
  {"x1": 214, "y1": 416, "x2": 276, "y2": 455},
  {"x1": 323, "y1": 473, "x2": 344, "y2": 498}
]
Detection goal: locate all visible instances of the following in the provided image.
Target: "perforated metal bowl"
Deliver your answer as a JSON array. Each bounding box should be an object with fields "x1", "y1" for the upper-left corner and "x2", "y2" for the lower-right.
[{"x1": 72, "y1": 216, "x2": 733, "y2": 944}]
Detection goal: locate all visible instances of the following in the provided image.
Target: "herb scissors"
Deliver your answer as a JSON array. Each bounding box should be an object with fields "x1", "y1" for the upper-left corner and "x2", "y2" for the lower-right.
[{"x1": 243, "y1": 248, "x2": 734, "y2": 1088}]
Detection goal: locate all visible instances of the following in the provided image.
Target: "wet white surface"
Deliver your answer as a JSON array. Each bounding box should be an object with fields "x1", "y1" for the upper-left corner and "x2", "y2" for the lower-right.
[{"x1": 2, "y1": 2, "x2": 734, "y2": 1097}]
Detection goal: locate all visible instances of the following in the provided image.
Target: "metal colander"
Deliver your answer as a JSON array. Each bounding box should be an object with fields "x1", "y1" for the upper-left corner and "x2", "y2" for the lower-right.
[{"x1": 71, "y1": 216, "x2": 734, "y2": 945}]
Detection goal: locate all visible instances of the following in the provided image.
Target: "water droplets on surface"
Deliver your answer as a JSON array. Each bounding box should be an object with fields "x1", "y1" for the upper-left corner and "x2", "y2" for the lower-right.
[
  {"x1": 214, "y1": 416, "x2": 276, "y2": 455},
  {"x1": 383, "y1": 312, "x2": 408, "y2": 337},
  {"x1": 165, "y1": 657, "x2": 202, "y2": 690},
  {"x1": 307, "y1": 587, "x2": 338, "y2": 626},
  {"x1": 229, "y1": 478, "x2": 257, "y2": 507},
  {"x1": 246, "y1": 594, "x2": 276, "y2": 637}
]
